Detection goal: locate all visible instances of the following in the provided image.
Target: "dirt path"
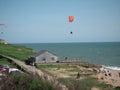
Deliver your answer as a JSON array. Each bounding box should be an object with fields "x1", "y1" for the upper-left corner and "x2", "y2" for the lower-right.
[{"x1": 0, "y1": 54, "x2": 68, "y2": 90}]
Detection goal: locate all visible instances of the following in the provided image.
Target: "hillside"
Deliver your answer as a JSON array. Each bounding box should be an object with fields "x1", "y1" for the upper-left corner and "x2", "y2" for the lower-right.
[{"x1": 0, "y1": 44, "x2": 34, "y2": 61}]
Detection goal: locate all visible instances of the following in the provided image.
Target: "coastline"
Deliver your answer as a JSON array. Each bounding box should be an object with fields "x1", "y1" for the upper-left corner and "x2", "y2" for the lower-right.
[
  {"x1": 102, "y1": 65, "x2": 120, "y2": 70},
  {"x1": 1, "y1": 43, "x2": 120, "y2": 90},
  {"x1": 15, "y1": 42, "x2": 120, "y2": 67},
  {"x1": 13, "y1": 43, "x2": 120, "y2": 87},
  {"x1": 98, "y1": 65, "x2": 120, "y2": 87}
]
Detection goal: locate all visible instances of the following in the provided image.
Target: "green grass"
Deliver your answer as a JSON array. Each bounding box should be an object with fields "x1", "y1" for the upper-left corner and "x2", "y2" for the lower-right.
[
  {"x1": 58, "y1": 77, "x2": 98, "y2": 90},
  {"x1": 0, "y1": 44, "x2": 34, "y2": 61},
  {"x1": 58, "y1": 77, "x2": 115, "y2": 90},
  {"x1": 67, "y1": 68, "x2": 82, "y2": 72},
  {"x1": 96, "y1": 83, "x2": 112, "y2": 88},
  {"x1": 0, "y1": 58, "x2": 17, "y2": 68},
  {"x1": 0, "y1": 58, "x2": 11, "y2": 65},
  {"x1": 58, "y1": 77, "x2": 98, "y2": 87},
  {"x1": 58, "y1": 78, "x2": 73, "y2": 85},
  {"x1": 36, "y1": 64, "x2": 70, "y2": 69}
]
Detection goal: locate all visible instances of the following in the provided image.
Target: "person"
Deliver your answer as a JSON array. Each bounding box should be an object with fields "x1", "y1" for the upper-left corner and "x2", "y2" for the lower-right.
[
  {"x1": 104, "y1": 73, "x2": 107, "y2": 76},
  {"x1": 119, "y1": 72, "x2": 120, "y2": 77},
  {"x1": 108, "y1": 73, "x2": 111, "y2": 77},
  {"x1": 65, "y1": 57, "x2": 68, "y2": 60},
  {"x1": 76, "y1": 72, "x2": 80, "y2": 79},
  {"x1": 70, "y1": 31, "x2": 73, "y2": 34}
]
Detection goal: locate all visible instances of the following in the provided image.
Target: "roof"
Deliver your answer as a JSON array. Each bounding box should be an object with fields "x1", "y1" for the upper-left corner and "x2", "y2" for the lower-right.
[
  {"x1": 35, "y1": 50, "x2": 47, "y2": 57},
  {"x1": 35, "y1": 50, "x2": 58, "y2": 57}
]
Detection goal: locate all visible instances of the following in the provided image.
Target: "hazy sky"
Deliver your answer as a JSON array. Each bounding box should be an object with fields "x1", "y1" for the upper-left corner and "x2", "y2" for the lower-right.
[{"x1": 0, "y1": 0, "x2": 120, "y2": 43}]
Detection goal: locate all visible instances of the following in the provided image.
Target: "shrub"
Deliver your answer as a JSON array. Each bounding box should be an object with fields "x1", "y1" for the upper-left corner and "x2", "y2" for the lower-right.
[
  {"x1": 58, "y1": 77, "x2": 96, "y2": 90},
  {"x1": 115, "y1": 86, "x2": 120, "y2": 90},
  {"x1": 0, "y1": 74, "x2": 56, "y2": 90},
  {"x1": 58, "y1": 77, "x2": 114, "y2": 90}
]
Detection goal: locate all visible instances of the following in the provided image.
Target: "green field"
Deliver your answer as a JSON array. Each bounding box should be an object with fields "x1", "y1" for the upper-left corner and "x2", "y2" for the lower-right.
[
  {"x1": 37, "y1": 64, "x2": 70, "y2": 69},
  {"x1": 0, "y1": 44, "x2": 34, "y2": 61}
]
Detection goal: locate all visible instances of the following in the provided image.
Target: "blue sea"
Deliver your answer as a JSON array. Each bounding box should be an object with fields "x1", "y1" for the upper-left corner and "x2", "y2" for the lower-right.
[{"x1": 16, "y1": 42, "x2": 120, "y2": 67}]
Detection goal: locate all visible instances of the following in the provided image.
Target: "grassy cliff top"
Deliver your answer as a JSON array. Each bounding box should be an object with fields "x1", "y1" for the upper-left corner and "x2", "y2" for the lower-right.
[{"x1": 0, "y1": 44, "x2": 34, "y2": 61}]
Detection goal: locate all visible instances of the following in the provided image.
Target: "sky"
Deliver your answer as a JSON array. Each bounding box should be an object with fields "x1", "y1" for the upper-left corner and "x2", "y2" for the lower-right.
[{"x1": 0, "y1": 0, "x2": 120, "y2": 43}]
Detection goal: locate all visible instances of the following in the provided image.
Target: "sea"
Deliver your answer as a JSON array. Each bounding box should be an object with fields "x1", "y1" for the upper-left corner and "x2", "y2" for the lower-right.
[{"x1": 15, "y1": 42, "x2": 120, "y2": 69}]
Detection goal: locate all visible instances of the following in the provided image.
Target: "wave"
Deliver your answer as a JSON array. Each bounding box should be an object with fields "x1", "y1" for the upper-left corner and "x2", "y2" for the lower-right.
[{"x1": 102, "y1": 65, "x2": 120, "y2": 70}]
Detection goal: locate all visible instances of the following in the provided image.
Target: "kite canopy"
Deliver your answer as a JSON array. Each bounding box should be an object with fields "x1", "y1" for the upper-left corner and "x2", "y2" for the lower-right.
[
  {"x1": 68, "y1": 16, "x2": 74, "y2": 22},
  {"x1": 0, "y1": 24, "x2": 7, "y2": 28},
  {"x1": 0, "y1": 24, "x2": 7, "y2": 34}
]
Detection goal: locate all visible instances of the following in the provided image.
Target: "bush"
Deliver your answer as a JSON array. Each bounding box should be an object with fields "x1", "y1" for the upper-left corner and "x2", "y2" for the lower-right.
[
  {"x1": 58, "y1": 77, "x2": 114, "y2": 90},
  {"x1": 115, "y1": 86, "x2": 120, "y2": 90},
  {"x1": 58, "y1": 77, "x2": 97, "y2": 90},
  {"x1": 0, "y1": 74, "x2": 56, "y2": 90},
  {"x1": 97, "y1": 83, "x2": 112, "y2": 89}
]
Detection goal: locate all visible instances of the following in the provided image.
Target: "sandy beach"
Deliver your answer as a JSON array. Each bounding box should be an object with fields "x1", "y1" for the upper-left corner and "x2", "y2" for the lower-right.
[{"x1": 97, "y1": 66, "x2": 120, "y2": 87}]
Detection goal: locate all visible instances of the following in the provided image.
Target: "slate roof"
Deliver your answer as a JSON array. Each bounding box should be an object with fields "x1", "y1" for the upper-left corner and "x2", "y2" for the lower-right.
[{"x1": 35, "y1": 50, "x2": 58, "y2": 57}]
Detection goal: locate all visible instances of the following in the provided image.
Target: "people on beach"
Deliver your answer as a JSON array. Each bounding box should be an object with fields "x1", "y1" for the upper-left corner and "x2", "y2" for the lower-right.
[
  {"x1": 108, "y1": 73, "x2": 111, "y2": 77},
  {"x1": 104, "y1": 73, "x2": 107, "y2": 77},
  {"x1": 119, "y1": 72, "x2": 120, "y2": 77}
]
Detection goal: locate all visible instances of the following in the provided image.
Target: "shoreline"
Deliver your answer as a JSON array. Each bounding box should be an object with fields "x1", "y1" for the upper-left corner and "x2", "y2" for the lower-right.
[
  {"x1": 98, "y1": 65, "x2": 120, "y2": 87},
  {"x1": 101, "y1": 65, "x2": 120, "y2": 70}
]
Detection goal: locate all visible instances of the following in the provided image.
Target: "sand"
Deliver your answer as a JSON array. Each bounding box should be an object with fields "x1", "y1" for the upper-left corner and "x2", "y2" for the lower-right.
[{"x1": 97, "y1": 67, "x2": 120, "y2": 87}]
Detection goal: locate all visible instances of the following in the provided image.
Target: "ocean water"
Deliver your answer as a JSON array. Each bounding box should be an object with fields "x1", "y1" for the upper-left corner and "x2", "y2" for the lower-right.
[{"x1": 16, "y1": 42, "x2": 120, "y2": 67}]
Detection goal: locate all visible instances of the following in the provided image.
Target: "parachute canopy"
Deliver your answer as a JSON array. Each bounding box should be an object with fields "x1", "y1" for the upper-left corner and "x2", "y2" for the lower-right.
[
  {"x1": 0, "y1": 24, "x2": 7, "y2": 34},
  {"x1": 68, "y1": 16, "x2": 74, "y2": 22},
  {"x1": 0, "y1": 24, "x2": 7, "y2": 28}
]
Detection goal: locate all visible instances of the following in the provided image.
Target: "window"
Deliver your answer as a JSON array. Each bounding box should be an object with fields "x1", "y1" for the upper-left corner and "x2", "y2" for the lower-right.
[
  {"x1": 42, "y1": 57, "x2": 46, "y2": 61},
  {"x1": 51, "y1": 57, "x2": 55, "y2": 60}
]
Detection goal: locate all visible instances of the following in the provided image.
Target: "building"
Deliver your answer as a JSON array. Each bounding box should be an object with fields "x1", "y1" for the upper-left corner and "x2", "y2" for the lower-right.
[
  {"x1": 0, "y1": 39, "x2": 7, "y2": 44},
  {"x1": 35, "y1": 50, "x2": 58, "y2": 64}
]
